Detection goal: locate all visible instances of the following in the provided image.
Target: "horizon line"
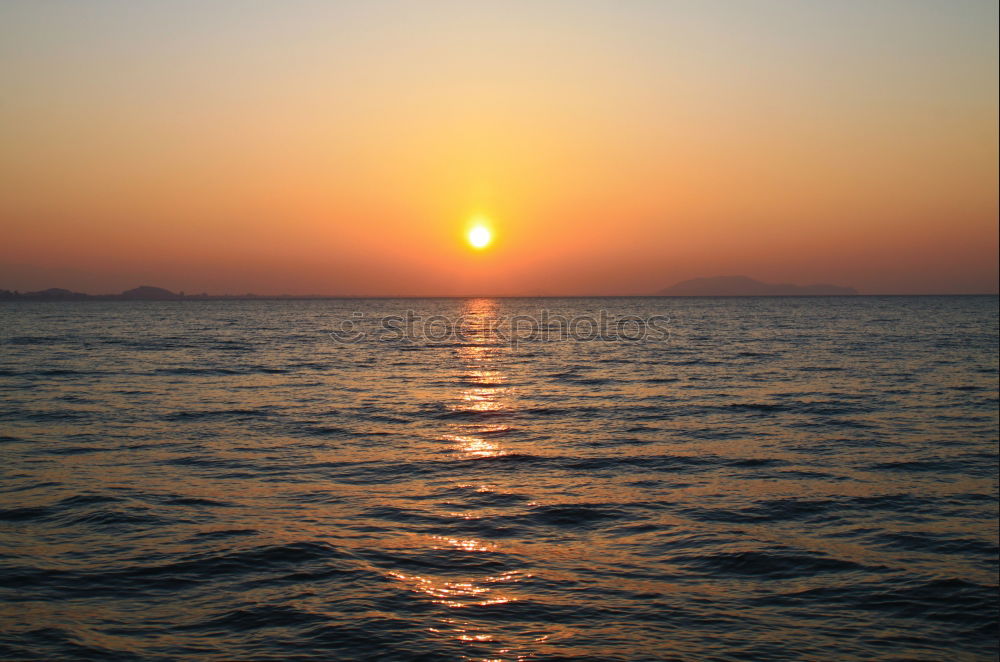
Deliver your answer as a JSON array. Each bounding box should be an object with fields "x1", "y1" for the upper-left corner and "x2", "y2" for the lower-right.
[{"x1": 4, "y1": 290, "x2": 1000, "y2": 299}]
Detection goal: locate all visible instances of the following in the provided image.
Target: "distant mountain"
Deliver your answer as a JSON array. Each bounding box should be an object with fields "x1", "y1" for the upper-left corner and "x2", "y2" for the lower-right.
[
  {"x1": 119, "y1": 286, "x2": 180, "y2": 300},
  {"x1": 657, "y1": 275, "x2": 857, "y2": 296},
  {"x1": 0, "y1": 285, "x2": 343, "y2": 301},
  {"x1": 21, "y1": 287, "x2": 90, "y2": 300},
  {"x1": 2, "y1": 278, "x2": 862, "y2": 300}
]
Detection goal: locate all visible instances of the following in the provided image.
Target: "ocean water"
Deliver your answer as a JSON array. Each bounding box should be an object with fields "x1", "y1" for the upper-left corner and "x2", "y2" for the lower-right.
[{"x1": 0, "y1": 296, "x2": 997, "y2": 661}]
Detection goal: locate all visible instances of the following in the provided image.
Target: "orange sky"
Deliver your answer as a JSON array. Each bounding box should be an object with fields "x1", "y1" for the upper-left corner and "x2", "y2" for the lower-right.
[{"x1": 1, "y1": 1, "x2": 997, "y2": 295}]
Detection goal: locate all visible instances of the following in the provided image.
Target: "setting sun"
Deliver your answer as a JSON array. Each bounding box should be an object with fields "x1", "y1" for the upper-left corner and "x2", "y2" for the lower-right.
[{"x1": 467, "y1": 224, "x2": 492, "y2": 250}]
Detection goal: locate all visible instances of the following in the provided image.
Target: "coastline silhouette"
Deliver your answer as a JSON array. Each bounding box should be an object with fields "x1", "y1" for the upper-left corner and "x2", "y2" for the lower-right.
[
  {"x1": 1, "y1": 276, "x2": 860, "y2": 300},
  {"x1": 657, "y1": 275, "x2": 858, "y2": 296}
]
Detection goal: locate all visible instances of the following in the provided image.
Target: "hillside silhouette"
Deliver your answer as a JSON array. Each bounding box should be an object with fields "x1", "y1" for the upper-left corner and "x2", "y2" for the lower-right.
[{"x1": 658, "y1": 276, "x2": 857, "y2": 296}]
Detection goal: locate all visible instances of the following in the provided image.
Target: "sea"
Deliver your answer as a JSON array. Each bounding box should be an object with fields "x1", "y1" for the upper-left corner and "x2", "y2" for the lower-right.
[{"x1": 1, "y1": 296, "x2": 997, "y2": 661}]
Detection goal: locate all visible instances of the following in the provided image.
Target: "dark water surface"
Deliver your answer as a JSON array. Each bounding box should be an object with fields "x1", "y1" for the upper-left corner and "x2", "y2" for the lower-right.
[{"x1": 1, "y1": 296, "x2": 997, "y2": 661}]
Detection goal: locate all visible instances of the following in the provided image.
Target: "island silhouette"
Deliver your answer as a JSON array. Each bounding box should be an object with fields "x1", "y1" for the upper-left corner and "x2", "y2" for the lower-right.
[
  {"x1": 1, "y1": 276, "x2": 859, "y2": 300},
  {"x1": 657, "y1": 276, "x2": 857, "y2": 296}
]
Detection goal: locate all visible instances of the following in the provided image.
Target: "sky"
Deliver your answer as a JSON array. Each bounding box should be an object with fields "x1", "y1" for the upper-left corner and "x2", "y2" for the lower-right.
[{"x1": 1, "y1": 0, "x2": 997, "y2": 295}]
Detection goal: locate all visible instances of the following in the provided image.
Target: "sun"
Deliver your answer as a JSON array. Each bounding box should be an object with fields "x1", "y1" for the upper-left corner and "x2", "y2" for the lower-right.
[{"x1": 467, "y1": 222, "x2": 492, "y2": 249}]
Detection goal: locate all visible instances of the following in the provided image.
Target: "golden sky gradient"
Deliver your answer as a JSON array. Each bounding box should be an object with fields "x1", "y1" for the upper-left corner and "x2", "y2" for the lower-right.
[{"x1": 1, "y1": 0, "x2": 997, "y2": 294}]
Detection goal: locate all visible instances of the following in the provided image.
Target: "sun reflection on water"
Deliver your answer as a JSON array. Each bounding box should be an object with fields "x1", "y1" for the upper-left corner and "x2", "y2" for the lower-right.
[
  {"x1": 386, "y1": 569, "x2": 521, "y2": 609},
  {"x1": 443, "y1": 433, "x2": 505, "y2": 459},
  {"x1": 429, "y1": 535, "x2": 496, "y2": 552},
  {"x1": 444, "y1": 299, "x2": 514, "y2": 461},
  {"x1": 404, "y1": 299, "x2": 539, "y2": 657}
]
